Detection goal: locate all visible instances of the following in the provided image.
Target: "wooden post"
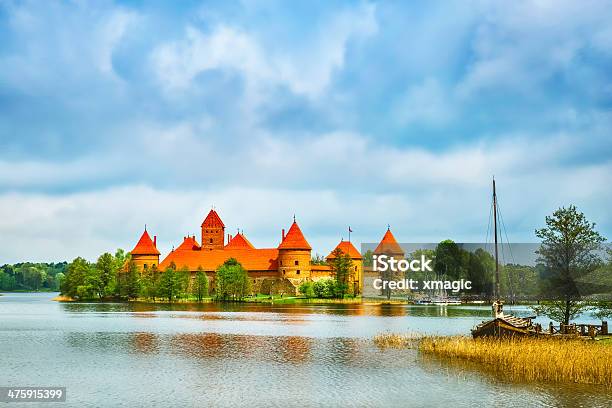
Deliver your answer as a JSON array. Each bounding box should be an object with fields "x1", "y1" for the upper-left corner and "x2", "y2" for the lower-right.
[
  {"x1": 549, "y1": 321, "x2": 554, "y2": 334},
  {"x1": 602, "y1": 321, "x2": 608, "y2": 335},
  {"x1": 580, "y1": 325, "x2": 586, "y2": 336},
  {"x1": 588, "y1": 325, "x2": 595, "y2": 338}
]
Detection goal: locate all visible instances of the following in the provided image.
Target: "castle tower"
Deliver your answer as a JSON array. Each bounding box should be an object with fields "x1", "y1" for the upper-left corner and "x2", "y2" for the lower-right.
[
  {"x1": 374, "y1": 227, "x2": 404, "y2": 259},
  {"x1": 201, "y1": 209, "x2": 225, "y2": 250},
  {"x1": 327, "y1": 240, "x2": 363, "y2": 295},
  {"x1": 277, "y1": 219, "x2": 312, "y2": 280},
  {"x1": 131, "y1": 228, "x2": 160, "y2": 271}
]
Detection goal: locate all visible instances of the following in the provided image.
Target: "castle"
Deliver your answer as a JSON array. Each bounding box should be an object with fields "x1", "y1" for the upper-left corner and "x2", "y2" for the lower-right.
[{"x1": 129, "y1": 209, "x2": 377, "y2": 295}]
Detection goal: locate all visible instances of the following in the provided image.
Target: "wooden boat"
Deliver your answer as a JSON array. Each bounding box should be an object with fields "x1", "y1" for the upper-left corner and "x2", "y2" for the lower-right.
[
  {"x1": 472, "y1": 300, "x2": 542, "y2": 337},
  {"x1": 471, "y1": 179, "x2": 544, "y2": 338}
]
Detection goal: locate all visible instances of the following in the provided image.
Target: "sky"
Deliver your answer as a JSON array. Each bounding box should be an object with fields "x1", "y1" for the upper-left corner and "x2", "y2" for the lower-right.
[{"x1": 1, "y1": 0, "x2": 611, "y2": 263}]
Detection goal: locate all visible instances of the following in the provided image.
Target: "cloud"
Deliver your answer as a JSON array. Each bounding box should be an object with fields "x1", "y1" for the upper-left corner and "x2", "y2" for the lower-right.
[
  {"x1": 393, "y1": 78, "x2": 454, "y2": 126},
  {"x1": 151, "y1": 3, "x2": 377, "y2": 99},
  {"x1": 0, "y1": 1, "x2": 611, "y2": 263}
]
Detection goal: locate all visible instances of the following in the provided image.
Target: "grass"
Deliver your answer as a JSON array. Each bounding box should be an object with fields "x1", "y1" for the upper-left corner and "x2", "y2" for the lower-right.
[
  {"x1": 418, "y1": 335, "x2": 612, "y2": 387},
  {"x1": 373, "y1": 333, "x2": 422, "y2": 348}
]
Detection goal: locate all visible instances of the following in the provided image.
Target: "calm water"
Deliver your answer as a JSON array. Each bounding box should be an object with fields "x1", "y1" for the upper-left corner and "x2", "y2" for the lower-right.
[{"x1": 1, "y1": 292, "x2": 610, "y2": 407}]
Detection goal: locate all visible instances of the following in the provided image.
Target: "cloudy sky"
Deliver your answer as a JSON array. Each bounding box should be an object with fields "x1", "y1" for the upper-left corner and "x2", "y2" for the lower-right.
[{"x1": 1, "y1": 0, "x2": 611, "y2": 263}]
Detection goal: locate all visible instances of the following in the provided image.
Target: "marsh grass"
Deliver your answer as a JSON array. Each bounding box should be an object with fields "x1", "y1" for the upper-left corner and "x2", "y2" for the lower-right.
[
  {"x1": 373, "y1": 333, "x2": 421, "y2": 348},
  {"x1": 419, "y1": 336, "x2": 612, "y2": 387}
]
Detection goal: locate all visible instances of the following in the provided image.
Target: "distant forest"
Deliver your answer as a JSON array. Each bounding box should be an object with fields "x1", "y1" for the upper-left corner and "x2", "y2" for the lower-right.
[{"x1": 0, "y1": 262, "x2": 67, "y2": 291}]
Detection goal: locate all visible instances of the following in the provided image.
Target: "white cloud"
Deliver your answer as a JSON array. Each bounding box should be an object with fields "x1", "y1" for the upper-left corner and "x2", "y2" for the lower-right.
[
  {"x1": 457, "y1": 0, "x2": 612, "y2": 97},
  {"x1": 151, "y1": 3, "x2": 377, "y2": 99}
]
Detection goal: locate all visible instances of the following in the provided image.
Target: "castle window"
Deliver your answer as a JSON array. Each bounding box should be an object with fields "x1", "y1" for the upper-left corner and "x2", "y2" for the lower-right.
[
  {"x1": 283, "y1": 270, "x2": 286, "y2": 275},
  {"x1": 296, "y1": 270, "x2": 300, "y2": 275},
  {"x1": 209, "y1": 238, "x2": 213, "y2": 244},
  {"x1": 294, "y1": 260, "x2": 299, "y2": 266}
]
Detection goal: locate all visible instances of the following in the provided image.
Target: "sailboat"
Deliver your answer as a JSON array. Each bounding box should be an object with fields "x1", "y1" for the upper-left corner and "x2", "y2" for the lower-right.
[{"x1": 471, "y1": 178, "x2": 540, "y2": 338}]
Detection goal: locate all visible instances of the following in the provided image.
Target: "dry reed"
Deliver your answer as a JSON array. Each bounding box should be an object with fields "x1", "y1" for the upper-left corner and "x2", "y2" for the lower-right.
[
  {"x1": 373, "y1": 333, "x2": 421, "y2": 348},
  {"x1": 419, "y1": 336, "x2": 612, "y2": 387}
]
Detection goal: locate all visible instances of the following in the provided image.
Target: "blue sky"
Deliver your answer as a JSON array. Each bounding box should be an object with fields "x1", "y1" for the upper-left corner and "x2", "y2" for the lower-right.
[{"x1": 1, "y1": 0, "x2": 611, "y2": 262}]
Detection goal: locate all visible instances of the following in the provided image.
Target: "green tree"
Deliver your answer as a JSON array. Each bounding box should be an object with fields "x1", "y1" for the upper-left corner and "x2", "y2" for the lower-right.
[
  {"x1": 532, "y1": 206, "x2": 606, "y2": 325},
  {"x1": 158, "y1": 263, "x2": 183, "y2": 302},
  {"x1": 61, "y1": 257, "x2": 90, "y2": 298},
  {"x1": 96, "y1": 253, "x2": 117, "y2": 297},
  {"x1": 329, "y1": 248, "x2": 353, "y2": 298},
  {"x1": 363, "y1": 250, "x2": 373, "y2": 267},
  {"x1": 216, "y1": 258, "x2": 250, "y2": 301},
  {"x1": 299, "y1": 281, "x2": 314, "y2": 298},
  {"x1": 140, "y1": 264, "x2": 159, "y2": 300},
  {"x1": 176, "y1": 266, "x2": 191, "y2": 299},
  {"x1": 193, "y1": 267, "x2": 209, "y2": 301},
  {"x1": 123, "y1": 261, "x2": 141, "y2": 299},
  {"x1": 466, "y1": 248, "x2": 495, "y2": 297},
  {"x1": 313, "y1": 279, "x2": 335, "y2": 298},
  {"x1": 434, "y1": 240, "x2": 464, "y2": 280}
]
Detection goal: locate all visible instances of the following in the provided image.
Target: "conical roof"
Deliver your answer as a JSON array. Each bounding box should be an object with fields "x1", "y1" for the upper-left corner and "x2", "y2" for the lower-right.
[
  {"x1": 201, "y1": 209, "x2": 225, "y2": 228},
  {"x1": 131, "y1": 230, "x2": 160, "y2": 255},
  {"x1": 176, "y1": 236, "x2": 200, "y2": 251},
  {"x1": 225, "y1": 233, "x2": 255, "y2": 249},
  {"x1": 374, "y1": 228, "x2": 404, "y2": 255},
  {"x1": 327, "y1": 240, "x2": 361, "y2": 259},
  {"x1": 278, "y1": 221, "x2": 311, "y2": 250}
]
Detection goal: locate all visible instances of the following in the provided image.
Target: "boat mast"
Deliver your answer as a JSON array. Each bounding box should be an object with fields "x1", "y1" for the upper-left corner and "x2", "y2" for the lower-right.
[{"x1": 493, "y1": 177, "x2": 500, "y2": 300}]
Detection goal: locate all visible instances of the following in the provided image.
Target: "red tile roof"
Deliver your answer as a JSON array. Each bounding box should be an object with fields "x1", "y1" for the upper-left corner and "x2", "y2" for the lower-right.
[
  {"x1": 225, "y1": 233, "x2": 255, "y2": 249},
  {"x1": 159, "y1": 248, "x2": 279, "y2": 272},
  {"x1": 278, "y1": 221, "x2": 312, "y2": 250},
  {"x1": 131, "y1": 230, "x2": 160, "y2": 255},
  {"x1": 176, "y1": 236, "x2": 200, "y2": 251},
  {"x1": 327, "y1": 240, "x2": 361, "y2": 259},
  {"x1": 201, "y1": 209, "x2": 225, "y2": 228},
  {"x1": 374, "y1": 228, "x2": 404, "y2": 255}
]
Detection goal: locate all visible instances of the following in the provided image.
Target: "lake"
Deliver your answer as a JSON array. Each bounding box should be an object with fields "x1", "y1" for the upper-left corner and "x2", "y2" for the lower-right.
[{"x1": 1, "y1": 292, "x2": 611, "y2": 407}]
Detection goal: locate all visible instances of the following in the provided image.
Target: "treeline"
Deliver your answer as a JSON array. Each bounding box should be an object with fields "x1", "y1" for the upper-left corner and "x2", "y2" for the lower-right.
[
  {"x1": 60, "y1": 250, "x2": 255, "y2": 302},
  {"x1": 0, "y1": 262, "x2": 67, "y2": 291}
]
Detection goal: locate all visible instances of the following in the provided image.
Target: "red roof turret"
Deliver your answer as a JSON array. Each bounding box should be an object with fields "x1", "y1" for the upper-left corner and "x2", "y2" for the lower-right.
[
  {"x1": 278, "y1": 221, "x2": 311, "y2": 250},
  {"x1": 374, "y1": 228, "x2": 404, "y2": 255},
  {"x1": 131, "y1": 229, "x2": 160, "y2": 255},
  {"x1": 327, "y1": 240, "x2": 361, "y2": 259},
  {"x1": 225, "y1": 233, "x2": 255, "y2": 249}
]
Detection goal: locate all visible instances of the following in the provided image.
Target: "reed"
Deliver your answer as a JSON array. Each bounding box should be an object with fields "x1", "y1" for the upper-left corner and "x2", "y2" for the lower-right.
[
  {"x1": 419, "y1": 336, "x2": 612, "y2": 387},
  {"x1": 373, "y1": 333, "x2": 421, "y2": 348}
]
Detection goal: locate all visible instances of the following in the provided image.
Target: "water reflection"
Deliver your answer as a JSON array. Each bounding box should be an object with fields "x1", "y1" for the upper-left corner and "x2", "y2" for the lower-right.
[{"x1": 3, "y1": 293, "x2": 611, "y2": 407}]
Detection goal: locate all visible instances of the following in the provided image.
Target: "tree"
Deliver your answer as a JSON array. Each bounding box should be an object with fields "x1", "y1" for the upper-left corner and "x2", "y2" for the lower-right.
[
  {"x1": 61, "y1": 257, "x2": 90, "y2": 298},
  {"x1": 467, "y1": 249, "x2": 495, "y2": 297},
  {"x1": 193, "y1": 267, "x2": 209, "y2": 301},
  {"x1": 123, "y1": 261, "x2": 141, "y2": 299},
  {"x1": 329, "y1": 248, "x2": 353, "y2": 298},
  {"x1": 434, "y1": 240, "x2": 464, "y2": 280},
  {"x1": 158, "y1": 263, "x2": 183, "y2": 302},
  {"x1": 299, "y1": 281, "x2": 314, "y2": 298},
  {"x1": 215, "y1": 258, "x2": 250, "y2": 301},
  {"x1": 532, "y1": 206, "x2": 606, "y2": 325},
  {"x1": 140, "y1": 264, "x2": 159, "y2": 300},
  {"x1": 96, "y1": 253, "x2": 117, "y2": 297},
  {"x1": 313, "y1": 279, "x2": 335, "y2": 298}
]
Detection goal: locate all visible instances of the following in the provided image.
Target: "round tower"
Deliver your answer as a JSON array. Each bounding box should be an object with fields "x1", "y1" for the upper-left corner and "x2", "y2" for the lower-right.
[
  {"x1": 277, "y1": 220, "x2": 312, "y2": 280},
  {"x1": 131, "y1": 228, "x2": 160, "y2": 271}
]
